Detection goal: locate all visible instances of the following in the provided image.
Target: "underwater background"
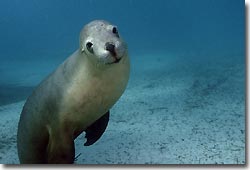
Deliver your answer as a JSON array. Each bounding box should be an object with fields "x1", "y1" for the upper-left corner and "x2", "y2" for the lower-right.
[{"x1": 0, "y1": 0, "x2": 245, "y2": 164}]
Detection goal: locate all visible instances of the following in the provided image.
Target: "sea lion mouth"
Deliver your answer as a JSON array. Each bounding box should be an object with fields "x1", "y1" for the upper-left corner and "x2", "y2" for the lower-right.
[
  {"x1": 113, "y1": 57, "x2": 121, "y2": 63},
  {"x1": 106, "y1": 55, "x2": 122, "y2": 65},
  {"x1": 106, "y1": 57, "x2": 121, "y2": 65},
  {"x1": 111, "y1": 52, "x2": 120, "y2": 63}
]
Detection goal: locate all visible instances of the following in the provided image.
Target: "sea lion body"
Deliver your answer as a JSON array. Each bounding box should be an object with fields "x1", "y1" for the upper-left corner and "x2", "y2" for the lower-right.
[{"x1": 17, "y1": 20, "x2": 130, "y2": 164}]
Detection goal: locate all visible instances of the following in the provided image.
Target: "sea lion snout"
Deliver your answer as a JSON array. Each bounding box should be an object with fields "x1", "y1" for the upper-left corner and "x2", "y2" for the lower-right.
[
  {"x1": 105, "y1": 42, "x2": 123, "y2": 63},
  {"x1": 105, "y1": 42, "x2": 116, "y2": 56},
  {"x1": 105, "y1": 42, "x2": 115, "y2": 54}
]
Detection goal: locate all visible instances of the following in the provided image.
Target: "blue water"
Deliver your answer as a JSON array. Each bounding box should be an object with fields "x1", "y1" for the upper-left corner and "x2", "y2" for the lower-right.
[{"x1": 0, "y1": 0, "x2": 245, "y2": 164}]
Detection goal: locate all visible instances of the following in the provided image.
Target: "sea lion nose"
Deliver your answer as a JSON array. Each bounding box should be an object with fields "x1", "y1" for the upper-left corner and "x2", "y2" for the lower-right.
[{"x1": 105, "y1": 42, "x2": 115, "y2": 53}]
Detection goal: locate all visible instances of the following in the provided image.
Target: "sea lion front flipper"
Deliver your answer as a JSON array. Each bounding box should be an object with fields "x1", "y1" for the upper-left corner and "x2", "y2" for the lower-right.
[{"x1": 84, "y1": 111, "x2": 110, "y2": 146}]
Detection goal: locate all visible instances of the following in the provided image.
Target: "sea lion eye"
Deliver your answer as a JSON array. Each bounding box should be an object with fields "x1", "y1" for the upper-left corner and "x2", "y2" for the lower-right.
[
  {"x1": 86, "y1": 42, "x2": 94, "y2": 53},
  {"x1": 112, "y1": 27, "x2": 119, "y2": 37},
  {"x1": 112, "y1": 27, "x2": 118, "y2": 34}
]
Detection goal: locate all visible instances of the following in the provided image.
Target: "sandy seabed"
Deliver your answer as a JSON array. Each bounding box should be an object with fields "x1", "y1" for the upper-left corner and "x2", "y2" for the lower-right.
[{"x1": 0, "y1": 53, "x2": 245, "y2": 164}]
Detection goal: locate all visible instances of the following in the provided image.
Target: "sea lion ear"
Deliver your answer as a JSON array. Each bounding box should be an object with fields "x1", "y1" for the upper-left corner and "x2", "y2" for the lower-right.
[{"x1": 84, "y1": 111, "x2": 110, "y2": 146}]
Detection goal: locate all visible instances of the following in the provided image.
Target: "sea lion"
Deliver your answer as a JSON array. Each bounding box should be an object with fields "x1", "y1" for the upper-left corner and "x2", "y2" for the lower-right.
[{"x1": 17, "y1": 20, "x2": 130, "y2": 164}]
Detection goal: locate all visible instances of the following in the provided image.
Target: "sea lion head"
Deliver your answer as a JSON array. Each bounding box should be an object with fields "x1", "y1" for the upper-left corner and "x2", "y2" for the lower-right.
[{"x1": 80, "y1": 20, "x2": 127, "y2": 65}]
